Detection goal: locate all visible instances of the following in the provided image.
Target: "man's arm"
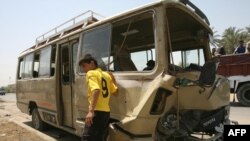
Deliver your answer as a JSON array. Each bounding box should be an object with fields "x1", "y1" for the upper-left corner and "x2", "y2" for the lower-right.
[
  {"x1": 85, "y1": 89, "x2": 100, "y2": 126},
  {"x1": 89, "y1": 89, "x2": 100, "y2": 112},
  {"x1": 108, "y1": 72, "x2": 118, "y2": 95}
]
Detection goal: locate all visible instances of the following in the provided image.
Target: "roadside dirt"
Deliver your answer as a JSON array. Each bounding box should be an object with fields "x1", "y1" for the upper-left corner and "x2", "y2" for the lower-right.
[
  {"x1": 0, "y1": 99, "x2": 45, "y2": 141},
  {"x1": 0, "y1": 94, "x2": 80, "y2": 141},
  {"x1": 0, "y1": 120, "x2": 45, "y2": 141}
]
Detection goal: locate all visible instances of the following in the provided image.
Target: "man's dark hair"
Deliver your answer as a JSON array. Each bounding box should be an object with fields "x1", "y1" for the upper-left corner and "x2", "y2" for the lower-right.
[
  {"x1": 147, "y1": 60, "x2": 155, "y2": 67},
  {"x1": 219, "y1": 46, "x2": 226, "y2": 55},
  {"x1": 78, "y1": 54, "x2": 98, "y2": 66}
]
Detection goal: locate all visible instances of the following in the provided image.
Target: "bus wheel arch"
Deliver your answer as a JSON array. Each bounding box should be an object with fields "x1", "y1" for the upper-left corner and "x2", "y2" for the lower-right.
[
  {"x1": 32, "y1": 108, "x2": 47, "y2": 131},
  {"x1": 28, "y1": 101, "x2": 37, "y2": 115},
  {"x1": 236, "y1": 83, "x2": 250, "y2": 106},
  {"x1": 106, "y1": 118, "x2": 120, "y2": 140},
  {"x1": 29, "y1": 101, "x2": 47, "y2": 130}
]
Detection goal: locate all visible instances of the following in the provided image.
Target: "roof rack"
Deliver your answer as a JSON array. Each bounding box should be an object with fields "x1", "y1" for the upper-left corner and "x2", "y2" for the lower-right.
[
  {"x1": 35, "y1": 10, "x2": 104, "y2": 47},
  {"x1": 179, "y1": 0, "x2": 210, "y2": 25}
]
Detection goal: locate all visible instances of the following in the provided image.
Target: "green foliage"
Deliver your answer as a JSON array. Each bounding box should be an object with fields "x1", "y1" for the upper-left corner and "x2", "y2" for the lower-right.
[{"x1": 212, "y1": 25, "x2": 250, "y2": 54}]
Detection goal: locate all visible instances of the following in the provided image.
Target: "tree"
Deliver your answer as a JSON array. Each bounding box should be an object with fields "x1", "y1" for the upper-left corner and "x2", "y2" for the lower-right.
[
  {"x1": 245, "y1": 25, "x2": 250, "y2": 33},
  {"x1": 210, "y1": 27, "x2": 221, "y2": 48},
  {"x1": 245, "y1": 25, "x2": 250, "y2": 41},
  {"x1": 210, "y1": 26, "x2": 250, "y2": 54},
  {"x1": 220, "y1": 27, "x2": 248, "y2": 54}
]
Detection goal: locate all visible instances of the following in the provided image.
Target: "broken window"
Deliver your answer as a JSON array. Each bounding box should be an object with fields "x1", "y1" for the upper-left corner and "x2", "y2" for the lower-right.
[
  {"x1": 79, "y1": 24, "x2": 111, "y2": 72},
  {"x1": 78, "y1": 11, "x2": 155, "y2": 73},
  {"x1": 111, "y1": 11, "x2": 156, "y2": 72}
]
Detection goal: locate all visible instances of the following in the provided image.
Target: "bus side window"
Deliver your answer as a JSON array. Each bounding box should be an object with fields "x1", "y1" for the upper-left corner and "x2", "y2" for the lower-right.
[
  {"x1": 62, "y1": 47, "x2": 70, "y2": 83},
  {"x1": 23, "y1": 53, "x2": 34, "y2": 79},
  {"x1": 62, "y1": 63, "x2": 70, "y2": 82},
  {"x1": 114, "y1": 44, "x2": 137, "y2": 71},
  {"x1": 51, "y1": 68, "x2": 55, "y2": 76},
  {"x1": 33, "y1": 52, "x2": 40, "y2": 78},
  {"x1": 111, "y1": 12, "x2": 155, "y2": 72},
  {"x1": 39, "y1": 46, "x2": 52, "y2": 77},
  {"x1": 131, "y1": 49, "x2": 155, "y2": 71},
  {"x1": 18, "y1": 58, "x2": 24, "y2": 79},
  {"x1": 50, "y1": 46, "x2": 56, "y2": 76}
]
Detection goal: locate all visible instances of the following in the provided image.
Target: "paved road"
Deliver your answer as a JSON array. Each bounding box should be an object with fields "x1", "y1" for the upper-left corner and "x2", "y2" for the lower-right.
[
  {"x1": 1, "y1": 93, "x2": 16, "y2": 101},
  {"x1": 229, "y1": 102, "x2": 250, "y2": 124}
]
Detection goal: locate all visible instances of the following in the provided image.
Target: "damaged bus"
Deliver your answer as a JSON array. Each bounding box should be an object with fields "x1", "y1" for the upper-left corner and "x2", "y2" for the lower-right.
[{"x1": 16, "y1": 0, "x2": 231, "y2": 140}]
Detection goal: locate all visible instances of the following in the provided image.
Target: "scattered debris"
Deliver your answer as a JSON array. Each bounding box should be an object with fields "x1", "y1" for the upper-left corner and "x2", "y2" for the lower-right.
[{"x1": 5, "y1": 114, "x2": 11, "y2": 117}]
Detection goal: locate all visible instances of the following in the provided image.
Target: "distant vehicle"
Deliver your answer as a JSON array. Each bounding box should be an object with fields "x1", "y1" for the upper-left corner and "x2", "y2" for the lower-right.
[
  {"x1": 16, "y1": 0, "x2": 231, "y2": 140},
  {"x1": 217, "y1": 53, "x2": 250, "y2": 106},
  {"x1": 0, "y1": 88, "x2": 6, "y2": 95}
]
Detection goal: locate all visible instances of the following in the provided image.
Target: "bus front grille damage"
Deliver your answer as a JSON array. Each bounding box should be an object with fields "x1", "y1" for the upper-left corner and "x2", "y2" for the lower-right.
[
  {"x1": 156, "y1": 107, "x2": 229, "y2": 140},
  {"x1": 153, "y1": 60, "x2": 230, "y2": 140}
]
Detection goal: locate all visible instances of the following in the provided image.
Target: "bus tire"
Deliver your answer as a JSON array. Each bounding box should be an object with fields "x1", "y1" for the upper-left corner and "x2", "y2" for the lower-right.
[
  {"x1": 237, "y1": 83, "x2": 250, "y2": 106},
  {"x1": 32, "y1": 108, "x2": 46, "y2": 131}
]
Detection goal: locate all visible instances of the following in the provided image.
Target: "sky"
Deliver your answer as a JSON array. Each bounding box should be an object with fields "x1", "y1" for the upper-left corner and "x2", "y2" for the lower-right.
[{"x1": 0, "y1": 0, "x2": 250, "y2": 86}]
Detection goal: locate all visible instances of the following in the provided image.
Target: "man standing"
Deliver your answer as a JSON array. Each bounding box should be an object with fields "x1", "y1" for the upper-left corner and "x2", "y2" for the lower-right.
[
  {"x1": 234, "y1": 40, "x2": 246, "y2": 54},
  {"x1": 78, "y1": 54, "x2": 118, "y2": 141}
]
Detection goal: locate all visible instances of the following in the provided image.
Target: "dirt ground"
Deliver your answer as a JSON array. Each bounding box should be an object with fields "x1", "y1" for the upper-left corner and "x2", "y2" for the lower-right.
[
  {"x1": 0, "y1": 98, "x2": 46, "y2": 141},
  {"x1": 0, "y1": 94, "x2": 80, "y2": 141},
  {"x1": 0, "y1": 120, "x2": 45, "y2": 141}
]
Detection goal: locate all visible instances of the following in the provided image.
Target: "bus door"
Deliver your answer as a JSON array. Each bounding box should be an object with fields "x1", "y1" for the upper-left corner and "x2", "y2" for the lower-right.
[{"x1": 60, "y1": 41, "x2": 78, "y2": 128}]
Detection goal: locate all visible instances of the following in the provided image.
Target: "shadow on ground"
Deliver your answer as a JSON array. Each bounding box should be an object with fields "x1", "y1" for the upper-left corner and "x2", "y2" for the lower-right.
[
  {"x1": 230, "y1": 102, "x2": 248, "y2": 107},
  {"x1": 23, "y1": 121, "x2": 81, "y2": 141}
]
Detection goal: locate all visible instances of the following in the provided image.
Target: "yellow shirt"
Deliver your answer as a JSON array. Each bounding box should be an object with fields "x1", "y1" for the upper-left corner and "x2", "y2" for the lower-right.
[{"x1": 86, "y1": 68, "x2": 117, "y2": 112}]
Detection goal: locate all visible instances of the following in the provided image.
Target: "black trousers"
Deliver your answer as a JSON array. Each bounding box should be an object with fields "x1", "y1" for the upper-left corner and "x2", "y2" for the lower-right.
[{"x1": 81, "y1": 111, "x2": 110, "y2": 141}]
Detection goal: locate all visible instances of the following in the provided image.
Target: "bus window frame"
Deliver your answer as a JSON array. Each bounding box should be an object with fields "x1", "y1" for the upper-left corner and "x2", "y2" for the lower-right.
[
  {"x1": 17, "y1": 58, "x2": 24, "y2": 79},
  {"x1": 77, "y1": 10, "x2": 157, "y2": 75},
  {"x1": 17, "y1": 45, "x2": 57, "y2": 80},
  {"x1": 50, "y1": 45, "x2": 57, "y2": 77},
  {"x1": 23, "y1": 53, "x2": 34, "y2": 79},
  {"x1": 38, "y1": 45, "x2": 52, "y2": 78},
  {"x1": 111, "y1": 10, "x2": 157, "y2": 73},
  {"x1": 33, "y1": 51, "x2": 40, "y2": 78},
  {"x1": 61, "y1": 44, "x2": 71, "y2": 85},
  {"x1": 78, "y1": 23, "x2": 112, "y2": 75}
]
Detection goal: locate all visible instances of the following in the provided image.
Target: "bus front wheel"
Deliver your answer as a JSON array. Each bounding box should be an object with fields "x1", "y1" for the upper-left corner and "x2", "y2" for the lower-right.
[{"x1": 32, "y1": 108, "x2": 46, "y2": 131}]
